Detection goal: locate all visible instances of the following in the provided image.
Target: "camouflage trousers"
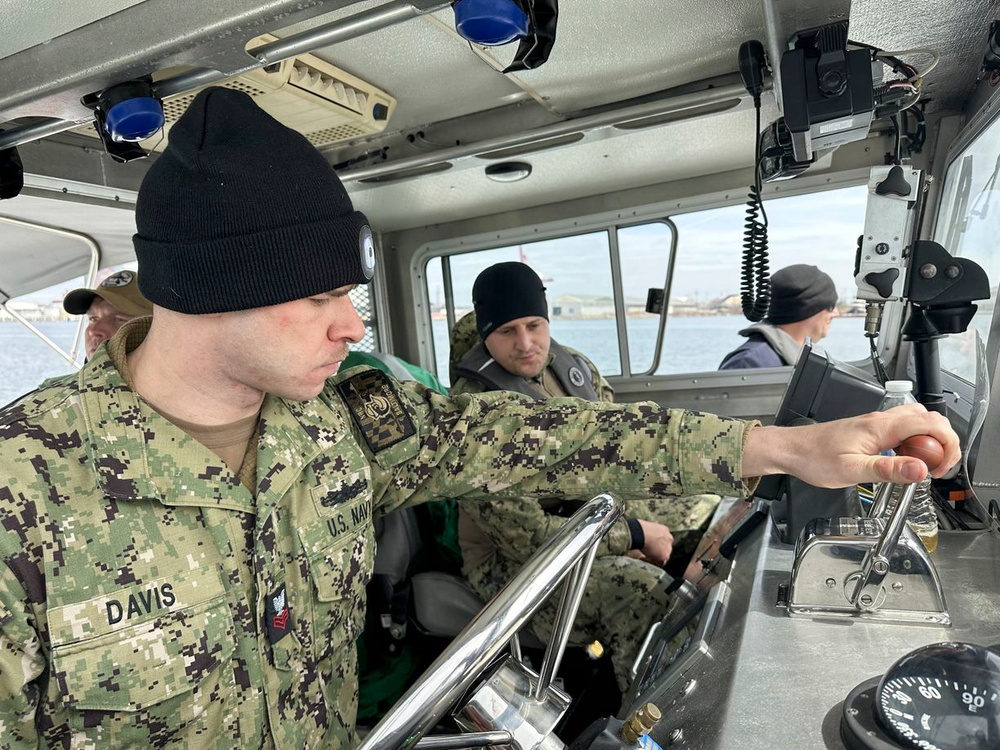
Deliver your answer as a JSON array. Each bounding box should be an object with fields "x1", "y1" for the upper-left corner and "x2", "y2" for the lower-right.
[
  {"x1": 466, "y1": 552, "x2": 675, "y2": 694},
  {"x1": 464, "y1": 494, "x2": 720, "y2": 693}
]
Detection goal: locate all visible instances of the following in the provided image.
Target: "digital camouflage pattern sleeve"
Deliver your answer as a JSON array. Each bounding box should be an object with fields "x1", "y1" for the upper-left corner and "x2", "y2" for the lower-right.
[
  {"x1": 460, "y1": 492, "x2": 633, "y2": 569},
  {"x1": 446, "y1": 355, "x2": 724, "y2": 569},
  {"x1": 447, "y1": 372, "x2": 484, "y2": 398},
  {"x1": 446, "y1": 372, "x2": 635, "y2": 566},
  {"x1": 349, "y1": 376, "x2": 757, "y2": 513}
]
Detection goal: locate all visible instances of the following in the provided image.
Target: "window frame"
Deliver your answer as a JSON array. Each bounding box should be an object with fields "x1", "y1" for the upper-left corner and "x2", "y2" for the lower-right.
[
  {"x1": 922, "y1": 102, "x2": 1000, "y2": 427},
  {"x1": 410, "y1": 167, "x2": 874, "y2": 381}
]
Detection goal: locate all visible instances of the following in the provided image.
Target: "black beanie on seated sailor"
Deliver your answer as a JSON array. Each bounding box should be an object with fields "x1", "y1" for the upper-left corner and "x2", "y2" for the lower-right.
[
  {"x1": 765, "y1": 264, "x2": 838, "y2": 325},
  {"x1": 473, "y1": 261, "x2": 548, "y2": 339},
  {"x1": 133, "y1": 87, "x2": 375, "y2": 314}
]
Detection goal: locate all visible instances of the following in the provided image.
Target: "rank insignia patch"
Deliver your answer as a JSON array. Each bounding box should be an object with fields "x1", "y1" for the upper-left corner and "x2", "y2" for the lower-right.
[
  {"x1": 337, "y1": 368, "x2": 416, "y2": 453},
  {"x1": 267, "y1": 584, "x2": 292, "y2": 644}
]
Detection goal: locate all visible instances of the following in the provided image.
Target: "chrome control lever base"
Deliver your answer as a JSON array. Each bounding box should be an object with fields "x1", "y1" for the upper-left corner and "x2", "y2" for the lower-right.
[{"x1": 785, "y1": 515, "x2": 949, "y2": 626}]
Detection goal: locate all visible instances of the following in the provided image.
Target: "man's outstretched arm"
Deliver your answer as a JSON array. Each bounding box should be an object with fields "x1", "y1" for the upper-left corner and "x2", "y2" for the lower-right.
[{"x1": 742, "y1": 403, "x2": 960, "y2": 486}]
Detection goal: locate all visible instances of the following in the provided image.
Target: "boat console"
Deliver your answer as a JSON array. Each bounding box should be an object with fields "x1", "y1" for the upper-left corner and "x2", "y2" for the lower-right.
[
  {"x1": 623, "y1": 344, "x2": 1000, "y2": 749},
  {"x1": 624, "y1": 503, "x2": 1000, "y2": 749}
]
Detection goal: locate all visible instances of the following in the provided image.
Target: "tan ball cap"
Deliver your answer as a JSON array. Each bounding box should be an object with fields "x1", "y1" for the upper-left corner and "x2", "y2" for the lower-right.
[{"x1": 62, "y1": 270, "x2": 154, "y2": 317}]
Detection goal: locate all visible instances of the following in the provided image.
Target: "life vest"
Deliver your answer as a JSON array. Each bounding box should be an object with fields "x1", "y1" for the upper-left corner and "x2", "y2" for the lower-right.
[{"x1": 454, "y1": 339, "x2": 599, "y2": 401}]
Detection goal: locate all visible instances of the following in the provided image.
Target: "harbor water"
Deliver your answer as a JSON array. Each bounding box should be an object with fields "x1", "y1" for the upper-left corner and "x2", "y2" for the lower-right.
[{"x1": 1, "y1": 315, "x2": 871, "y2": 407}]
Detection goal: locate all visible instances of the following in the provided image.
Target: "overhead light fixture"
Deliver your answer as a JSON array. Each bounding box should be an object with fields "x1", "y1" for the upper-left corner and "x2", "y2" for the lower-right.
[
  {"x1": 485, "y1": 161, "x2": 532, "y2": 182},
  {"x1": 453, "y1": 0, "x2": 529, "y2": 46},
  {"x1": 90, "y1": 79, "x2": 165, "y2": 163},
  {"x1": 452, "y1": 0, "x2": 557, "y2": 71}
]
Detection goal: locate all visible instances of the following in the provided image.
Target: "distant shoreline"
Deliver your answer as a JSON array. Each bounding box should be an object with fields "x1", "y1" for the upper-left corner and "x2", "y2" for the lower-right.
[
  {"x1": 5, "y1": 308, "x2": 868, "y2": 324},
  {"x1": 428, "y1": 310, "x2": 867, "y2": 321}
]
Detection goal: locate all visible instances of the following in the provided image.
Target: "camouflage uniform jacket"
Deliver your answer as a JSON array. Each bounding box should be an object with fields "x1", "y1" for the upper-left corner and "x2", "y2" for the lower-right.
[
  {"x1": 0, "y1": 322, "x2": 755, "y2": 749},
  {"x1": 451, "y1": 347, "x2": 629, "y2": 570}
]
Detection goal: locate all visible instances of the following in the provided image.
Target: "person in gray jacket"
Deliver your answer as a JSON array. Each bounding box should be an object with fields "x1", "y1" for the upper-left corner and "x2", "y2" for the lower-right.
[{"x1": 719, "y1": 263, "x2": 840, "y2": 369}]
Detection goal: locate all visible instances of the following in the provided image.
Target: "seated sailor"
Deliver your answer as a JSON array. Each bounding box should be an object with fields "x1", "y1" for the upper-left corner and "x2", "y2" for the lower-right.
[{"x1": 450, "y1": 262, "x2": 721, "y2": 691}]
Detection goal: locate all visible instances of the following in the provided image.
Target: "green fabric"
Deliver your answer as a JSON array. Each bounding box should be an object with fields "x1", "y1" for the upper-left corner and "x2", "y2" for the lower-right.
[
  {"x1": 356, "y1": 635, "x2": 422, "y2": 721},
  {"x1": 343, "y1": 350, "x2": 448, "y2": 394}
]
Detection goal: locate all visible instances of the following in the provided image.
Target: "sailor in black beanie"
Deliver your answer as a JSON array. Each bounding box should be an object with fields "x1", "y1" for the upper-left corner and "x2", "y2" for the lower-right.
[
  {"x1": 719, "y1": 263, "x2": 840, "y2": 369},
  {"x1": 473, "y1": 261, "x2": 549, "y2": 337},
  {"x1": 125, "y1": 87, "x2": 376, "y2": 405},
  {"x1": 450, "y1": 262, "x2": 723, "y2": 691},
  {"x1": 457, "y1": 261, "x2": 562, "y2": 384},
  {"x1": 134, "y1": 87, "x2": 375, "y2": 313},
  {"x1": 452, "y1": 261, "x2": 625, "y2": 402}
]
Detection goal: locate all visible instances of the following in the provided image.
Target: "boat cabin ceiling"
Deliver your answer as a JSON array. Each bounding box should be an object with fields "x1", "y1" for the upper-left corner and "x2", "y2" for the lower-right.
[{"x1": 0, "y1": 0, "x2": 996, "y2": 301}]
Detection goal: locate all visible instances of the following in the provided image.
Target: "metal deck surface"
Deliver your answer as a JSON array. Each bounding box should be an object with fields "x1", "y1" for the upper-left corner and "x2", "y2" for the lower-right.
[{"x1": 633, "y1": 517, "x2": 1000, "y2": 748}]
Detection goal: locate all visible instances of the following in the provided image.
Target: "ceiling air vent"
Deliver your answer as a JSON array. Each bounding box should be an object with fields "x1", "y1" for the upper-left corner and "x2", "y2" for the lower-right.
[{"x1": 76, "y1": 34, "x2": 396, "y2": 151}]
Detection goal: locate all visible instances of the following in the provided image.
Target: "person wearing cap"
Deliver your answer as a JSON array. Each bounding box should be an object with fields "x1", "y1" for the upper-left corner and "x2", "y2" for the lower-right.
[
  {"x1": 0, "y1": 88, "x2": 960, "y2": 749},
  {"x1": 719, "y1": 264, "x2": 841, "y2": 370},
  {"x1": 62, "y1": 269, "x2": 154, "y2": 358},
  {"x1": 450, "y1": 262, "x2": 720, "y2": 692},
  {"x1": 451, "y1": 261, "x2": 613, "y2": 400}
]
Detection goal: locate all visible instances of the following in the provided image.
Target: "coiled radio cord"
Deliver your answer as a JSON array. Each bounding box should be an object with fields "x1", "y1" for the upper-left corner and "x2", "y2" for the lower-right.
[{"x1": 741, "y1": 101, "x2": 770, "y2": 321}]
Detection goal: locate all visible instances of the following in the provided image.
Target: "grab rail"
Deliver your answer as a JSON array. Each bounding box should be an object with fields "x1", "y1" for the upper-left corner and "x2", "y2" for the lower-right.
[
  {"x1": 357, "y1": 492, "x2": 625, "y2": 750},
  {"x1": 0, "y1": 214, "x2": 100, "y2": 369}
]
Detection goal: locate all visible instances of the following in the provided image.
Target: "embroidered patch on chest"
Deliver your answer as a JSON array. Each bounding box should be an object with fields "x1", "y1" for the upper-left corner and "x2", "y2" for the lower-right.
[
  {"x1": 266, "y1": 584, "x2": 292, "y2": 644},
  {"x1": 337, "y1": 368, "x2": 416, "y2": 453}
]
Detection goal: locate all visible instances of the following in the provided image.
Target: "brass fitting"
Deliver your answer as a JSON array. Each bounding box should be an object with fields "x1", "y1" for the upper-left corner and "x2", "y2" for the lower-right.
[{"x1": 620, "y1": 702, "x2": 662, "y2": 744}]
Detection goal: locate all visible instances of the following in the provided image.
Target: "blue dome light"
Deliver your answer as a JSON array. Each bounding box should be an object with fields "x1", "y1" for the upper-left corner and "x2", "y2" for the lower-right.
[
  {"x1": 103, "y1": 96, "x2": 165, "y2": 142},
  {"x1": 453, "y1": 0, "x2": 529, "y2": 46}
]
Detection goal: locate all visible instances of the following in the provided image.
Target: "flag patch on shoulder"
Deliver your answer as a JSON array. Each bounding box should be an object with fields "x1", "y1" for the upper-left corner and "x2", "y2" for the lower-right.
[{"x1": 337, "y1": 368, "x2": 416, "y2": 453}]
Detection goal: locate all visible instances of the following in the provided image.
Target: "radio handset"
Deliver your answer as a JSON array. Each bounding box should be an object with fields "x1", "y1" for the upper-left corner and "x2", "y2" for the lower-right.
[
  {"x1": 737, "y1": 39, "x2": 772, "y2": 321},
  {"x1": 738, "y1": 40, "x2": 767, "y2": 105}
]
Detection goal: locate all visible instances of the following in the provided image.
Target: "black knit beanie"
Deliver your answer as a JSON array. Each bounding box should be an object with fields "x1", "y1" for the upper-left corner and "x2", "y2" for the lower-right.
[
  {"x1": 133, "y1": 87, "x2": 375, "y2": 314},
  {"x1": 473, "y1": 261, "x2": 548, "y2": 339},
  {"x1": 765, "y1": 264, "x2": 837, "y2": 324}
]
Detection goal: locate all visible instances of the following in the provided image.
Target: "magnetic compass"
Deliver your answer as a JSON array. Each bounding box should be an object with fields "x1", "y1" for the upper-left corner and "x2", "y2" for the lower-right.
[{"x1": 842, "y1": 642, "x2": 1000, "y2": 750}]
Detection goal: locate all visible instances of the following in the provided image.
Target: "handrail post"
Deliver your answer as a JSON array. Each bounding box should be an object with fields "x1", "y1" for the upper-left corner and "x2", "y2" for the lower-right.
[
  {"x1": 533, "y1": 542, "x2": 600, "y2": 701},
  {"x1": 357, "y1": 493, "x2": 624, "y2": 750}
]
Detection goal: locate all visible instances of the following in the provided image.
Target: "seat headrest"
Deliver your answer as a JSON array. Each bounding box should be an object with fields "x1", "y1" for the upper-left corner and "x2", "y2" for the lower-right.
[{"x1": 448, "y1": 311, "x2": 480, "y2": 384}]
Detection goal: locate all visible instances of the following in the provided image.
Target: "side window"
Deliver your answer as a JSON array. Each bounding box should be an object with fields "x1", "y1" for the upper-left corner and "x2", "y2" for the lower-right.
[
  {"x1": 619, "y1": 222, "x2": 674, "y2": 374},
  {"x1": 426, "y1": 233, "x2": 616, "y2": 384},
  {"x1": 1, "y1": 276, "x2": 87, "y2": 405},
  {"x1": 425, "y1": 184, "x2": 872, "y2": 384},
  {"x1": 660, "y1": 185, "x2": 872, "y2": 373},
  {"x1": 932, "y1": 115, "x2": 1000, "y2": 385}
]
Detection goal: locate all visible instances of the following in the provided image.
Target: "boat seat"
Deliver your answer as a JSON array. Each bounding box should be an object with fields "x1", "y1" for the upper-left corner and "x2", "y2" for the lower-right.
[
  {"x1": 410, "y1": 570, "x2": 486, "y2": 638},
  {"x1": 448, "y1": 310, "x2": 479, "y2": 385},
  {"x1": 370, "y1": 339, "x2": 546, "y2": 646},
  {"x1": 374, "y1": 506, "x2": 546, "y2": 650},
  {"x1": 373, "y1": 504, "x2": 486, "y2": 640},
  {"x1": 351, "y1": 346, "x2": 482, "y2": 638}
]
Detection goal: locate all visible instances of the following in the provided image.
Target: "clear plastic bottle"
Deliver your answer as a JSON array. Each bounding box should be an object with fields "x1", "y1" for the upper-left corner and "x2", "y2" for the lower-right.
[{"x1": 880, "y1": 380, "x2": 939, "y2": 553}]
